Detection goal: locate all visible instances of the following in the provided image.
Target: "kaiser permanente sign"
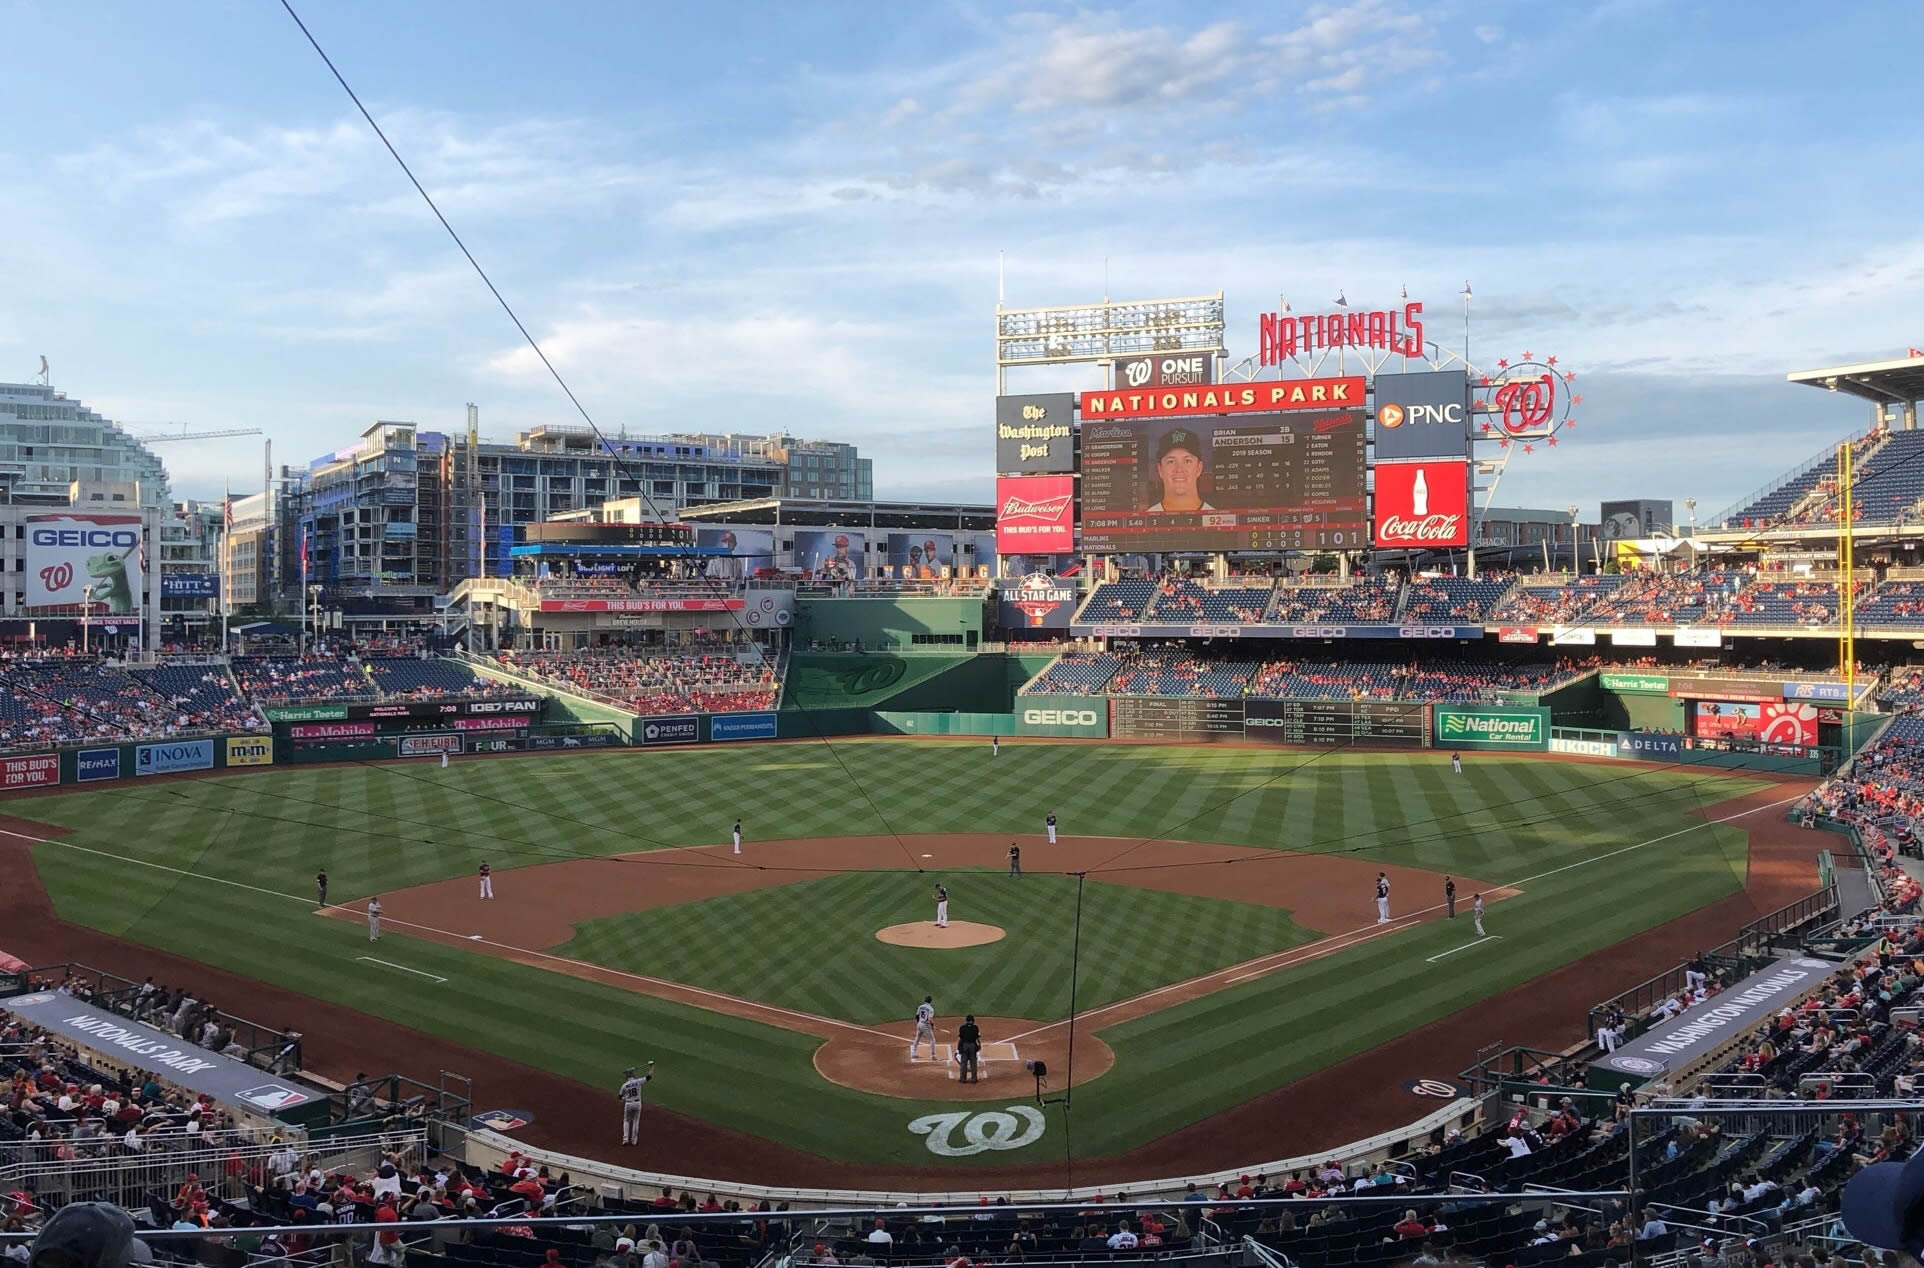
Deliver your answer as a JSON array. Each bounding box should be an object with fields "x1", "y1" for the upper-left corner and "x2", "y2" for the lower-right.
[
  {"x1": 1595, "y1": 956, "x2": 1833, "y2": 1084},
  {"x1": 1, "y1": 991, "x2": 312, "y2": 1116}
]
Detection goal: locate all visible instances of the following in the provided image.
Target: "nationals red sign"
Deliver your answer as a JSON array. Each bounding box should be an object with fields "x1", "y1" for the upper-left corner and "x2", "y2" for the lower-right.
[
  {"x1": 0, "y1": 753, "x2": 59, "y2": 789},
  {"x1": 1259, "y1": 302, "x2": 1426, "y2": 363},
  {"x1": 1497, "y1": 626, "x2": 1539, "y2": 644},
  {"x1": 538, "y1": 598, "x2": 745, "y2": 613},
  {"x1": 1373, "y1": 459, "x2": 1469, "y2": 548},
  {"x1": 1078, "y1": 377, "x2": 1364, "y2": 421},
  {"x1": 996, "y1": 475, "x2": 1075, "y2": 553}
]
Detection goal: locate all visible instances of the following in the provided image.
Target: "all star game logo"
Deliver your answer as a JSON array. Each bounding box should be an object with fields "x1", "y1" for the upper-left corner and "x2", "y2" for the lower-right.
[{"x1": 1010, "y1": 572, "x2": 1076, "y2": 627}]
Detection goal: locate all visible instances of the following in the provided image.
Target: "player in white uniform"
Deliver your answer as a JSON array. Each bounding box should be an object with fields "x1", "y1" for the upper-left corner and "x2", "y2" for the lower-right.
[
  {"x1": 992, "y1": 736, "x2": 999, "y2": 756},
  {"x1": 1473, "y1": 893, "x2": 1486, "y2": 937},
  {"x1": 441, "y1": 750, "x2": 450, "y2": 770},
  {"x1": 933, "y1": 883, "x2": 949, "y2": 928},
  {"x1": 478, "y1": 862, "x2": 493, "y2": 900},
  {"x1": 617, "y1": 1061, "x2": 655, "y2": 1145},
  {"x1": 1045, "y1": 813, "x2": 1057, "y2": 845},
  {"x1": 909, "y1": 996, "x2": 936, "y2": 1061},
  {"x1": 1375, "y1": 874, "x2": 1390, "y2": 924},
  {"x1": 367, "y1": 897, "x2": 383, "y2": 942},
  {"x1": 1451, "y1": 752, "x2": 1461, "y2": 773},
  {"x1": 732, "y1": 820, "x2": 742, "y2": 855}
]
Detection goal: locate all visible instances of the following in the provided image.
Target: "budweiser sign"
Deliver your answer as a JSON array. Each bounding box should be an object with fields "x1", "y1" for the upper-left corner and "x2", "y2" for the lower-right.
[
  {"x1": 1373, "y1": 459, "x2": 1469, "y2": 548},
  {"x1": 996, "y1": 475, "x2": 1075, "y2": 553}
]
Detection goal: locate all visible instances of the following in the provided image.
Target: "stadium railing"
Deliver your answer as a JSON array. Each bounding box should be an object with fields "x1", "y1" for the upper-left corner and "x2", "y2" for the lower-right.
[{"x1": 8, "y1": 962, "x2": 304, "y2": 1073}]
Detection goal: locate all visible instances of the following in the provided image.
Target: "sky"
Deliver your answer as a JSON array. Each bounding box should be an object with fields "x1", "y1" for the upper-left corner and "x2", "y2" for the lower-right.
[{"x1": 3, "y1": 0, "x2": 1921, "y2": 523}]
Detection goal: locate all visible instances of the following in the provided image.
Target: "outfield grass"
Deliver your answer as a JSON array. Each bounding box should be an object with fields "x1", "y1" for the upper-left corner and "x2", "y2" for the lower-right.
[
  {"x1": 20, "y1": 741, "x2": 1768, "y2": 1167},
  {"x1": 557, "y1": 873, "x2": 1320, "y2": 1025}
]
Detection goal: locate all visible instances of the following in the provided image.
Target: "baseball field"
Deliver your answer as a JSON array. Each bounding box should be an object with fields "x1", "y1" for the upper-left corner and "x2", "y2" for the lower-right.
[{"x1": 0, "y1": 738, "x2": 1819, "y2": 1184}]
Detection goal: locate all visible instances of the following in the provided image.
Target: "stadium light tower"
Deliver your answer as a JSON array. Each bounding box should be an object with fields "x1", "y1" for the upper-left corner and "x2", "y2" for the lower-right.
[
  {"x1": 1566, "y1": 506, "x2": 1580, "y2": 574},
  {"x1": 1684, "y1": 497, "x2": 1697, "y2": 536}
]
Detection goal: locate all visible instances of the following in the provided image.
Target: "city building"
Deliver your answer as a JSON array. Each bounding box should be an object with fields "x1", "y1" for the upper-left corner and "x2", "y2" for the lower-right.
[
  {"x1": 0, "y1": 382, "x2": 172, "y2": 505},
  {"x1": 667, "y1": 433, "x2": 873, "y2": 501}
]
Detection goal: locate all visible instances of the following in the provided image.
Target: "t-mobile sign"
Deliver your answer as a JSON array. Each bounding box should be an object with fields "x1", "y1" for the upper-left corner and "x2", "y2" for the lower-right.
[{"x1": 1374, "y1": 459, "x2": 1469, "y2": 548}]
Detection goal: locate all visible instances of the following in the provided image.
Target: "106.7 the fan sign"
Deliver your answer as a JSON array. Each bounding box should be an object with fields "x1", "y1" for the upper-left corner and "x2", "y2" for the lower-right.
[{"x1": 1372, "y1": 460, "x2": 1469, "y2": 548}]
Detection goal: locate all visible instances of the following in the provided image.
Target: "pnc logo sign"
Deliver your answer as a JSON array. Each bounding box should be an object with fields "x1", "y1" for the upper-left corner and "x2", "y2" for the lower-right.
[
  {"x1": 1377, "y1": 401, "x2": 1463, "y2": 429},
  {"x1": 1022, "y1": 709, "x2": 1097, "y2": 726}
]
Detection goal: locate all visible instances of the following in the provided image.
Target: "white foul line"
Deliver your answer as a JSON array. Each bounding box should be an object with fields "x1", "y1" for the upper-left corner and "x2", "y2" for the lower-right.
[
  {"x1": 1426, "y1": 936, "x2": 1503, "y2": 963},
  {"x1": 357, "y1": 956, "x2": 448, "y2": 983},
  {"x1": 0, "y1": 827, "x2": 900, "y2": 1043}
]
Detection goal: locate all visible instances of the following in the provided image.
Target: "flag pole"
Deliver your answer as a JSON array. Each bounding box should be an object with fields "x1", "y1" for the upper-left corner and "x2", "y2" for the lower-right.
[{"x1": 221, "y1": 482, "x2": 231, "y2": 652}]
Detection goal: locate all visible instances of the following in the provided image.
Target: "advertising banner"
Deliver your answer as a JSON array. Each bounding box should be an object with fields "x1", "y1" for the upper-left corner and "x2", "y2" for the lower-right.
[
  {"x1": 26, "y1": 513, "x2": 144, "y2": 618},
  {"x1": 224, "y1": 737, "x2": 273, "y2": 767},
  {"x1": 1693, "y1": 700, "x2": 1819, "y2": 745},
  {"x1": 539, "y1": 598, "x2": 744, "y2": 613},
  {"x1": 1668, "y1": 677, "x2": 1780, "y2": 701},
  {"x1": 996, "y1": 475, "x2": 1076, "y2": 554},
  {"x1": 994, "y1": 392, "x2": 1077, "y2": 474},
  {"x1": 1114, "y1": 352, "x2": 1214, "y2": 389},
  {"x1": 1079, "y1": 377, "x2": 1364, "y2": 421},
  {"x1": 694, "y1": 527, "x2": 775, "y2": 580},
  {"x1": 1108, "y1": 697, "x2": 1245, "y2": 742},
  {"x1": 1075, "y1": 621, "x2": 1482, "y2": 640},
  {"x1": 1674, "y1": 628, "x2": 1722, "y2": 648},
  {"x1": 1784, "y1": 681, "x2": 1851, "y2": 702},
  {"x1": 792, "y1": 529, "x2": 866, "y2": 580},
  {"x1": 452, "y1": 715, "x2": 531, "y2": 732},
  {"x1": 1619, "y1": 731, "x2": 1684, "y2": 760},
  {"x1": 739, "y1": 590, "x2": 794, "y2": 630},
  {"x1": 1432, "y1": 705, "x2": 1548, "y2": 751},
  {"x1": 160, "y1": 573, "x2": 220, "y2": 599},
  {"x1": 1594, "y1": 956, "x2": 1832, "y2": 1082},
  {"x1": 1610, "y1": 628, "x2": 1658, "y2": 646},
  {"x1": 1551, "y1": 626, "x2": 1597, "y2": 645},
  {"x1": 1371, "y1": 370, "x2": 1471, "y2": 464},
  {"x1": 638, "y1": 715, "x2": 700, "y2": 746},
  {"x1": 1244, "y1": 697, "x2": 1426, "y2": 747},
  {"x1": 997, "y1": 574, "x2": 1080, "y2": 629},
  {"x1": 1013, "y1": 697, "x2": 1109, "y2": 738},
  {"x1": 709, "y1": 712, "x2": 778, "y2": 742},
  {"x1": 135, "y1": 739, "x2": 214, "y2": 776},
  {"x1": 1551, "y1": 736, "x2": 1621, "y2": 758},
  {"x1": 264, "y1": 704, "x2": 350, "y2": 723},
  {"x1": 1372, "y1": 459, "x2": 1470, "y2": 548},
  {"x1": 885, "y1": 532, "x2": 955, "y2": 573},
  {"x1": 0, "y1": 753, "x2": 60, "y2": 789},
  {"x1": 1601, "y1": 671, "x2": 1669, "y2": 694},
  {"x1": 0, "y1": 992, "x2": 314, "y2": 1114},
  {"x1": 75, "y1": 748, "x2": 121, "y2": 782},
  {"x1": 290, "y1": 721, "x2": 377, "y2": 740},
  {"x1": 527, "y1": 733, "x2": 622, "y2": 750},
  {"x1": 465, "y1": 737, "x2": 520, "y2": 754},
  {"x1": 1497, "y1": 626, "x2": 1539, "y2": 644},
  {"x1": 398, "y1": 733, "x2": 462, "y2": 757}
]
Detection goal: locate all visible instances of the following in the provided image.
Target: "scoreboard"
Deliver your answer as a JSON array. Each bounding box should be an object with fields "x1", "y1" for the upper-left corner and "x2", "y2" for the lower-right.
[
  {"x1": 1109, "y1": 697, "x2": 1246, "y2": 742},
  {"x1": 1079, "y1": 411, "x2": 1368, "y2": 554},
  {"x1": 1242, "y1": 698, "x2": 1427, "y2": 747}
]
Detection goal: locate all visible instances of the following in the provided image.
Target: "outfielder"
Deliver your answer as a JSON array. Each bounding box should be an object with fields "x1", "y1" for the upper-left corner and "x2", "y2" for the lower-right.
[
  {"x1": 441, "y1": 750, "x2": 450, "y2": 770},
  {"x1": 933, "y1": 883, "x2": 949, "y2": 928},
  {"x1": 1375, "y1": 873, "x2": 1390, "y2": 924},
  {"x1": 479, "y1": 861, "x2": 493, "y2": 900},
  {"x1": 992, "y1": 736, "x2": 999, "y2": 757},
  {"x1": 1045, "y1": 813, "x2": 1057, "y2": 845},
  {"x1": 1009, "y1": 843, "x2": 1021, "y2": 878},
  {"x1": 1473, "y1": 893, "x2": 1486, "y2": 937},
  {"x1": 618, "y1": 1061, "x2": 655, "y2": 1146},
  {"x1": 1451, "y1": 752, "x2": 1461, "y2": 774},
  {"x1": 367, "y1": 897, "x2": 383, "y2": 942},
  {"x1": 732, "y1": 820, "x2": 742, "y2": 855},
  {"x1": 909, "y1": 996, "x2": 936, "y2": 1061}
]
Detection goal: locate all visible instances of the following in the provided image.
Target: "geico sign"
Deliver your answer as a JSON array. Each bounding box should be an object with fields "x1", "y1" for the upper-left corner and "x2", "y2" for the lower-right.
[
  {"x1": 1186, "y1": 625, "x2": 1244, "y2": 638},
  {"x1": 32, "y1": 528, "x2": 140, "y2": 548},
  {"x1": 1023, "y1": 709, "x2": 1098, "y2": 726},
  {"x1": 1378, "y1": 402, "x2": 1464, "y2": 428},
  {"x1": 1245, "y1": 717, "x2": 1289, "y2": 728},
  {"x1": 1290, "y1": 626, "x2": 1351, "y2": 639},
  {"x1": 1398, "y1": 626, "x2": 1460, "y2": 638}
]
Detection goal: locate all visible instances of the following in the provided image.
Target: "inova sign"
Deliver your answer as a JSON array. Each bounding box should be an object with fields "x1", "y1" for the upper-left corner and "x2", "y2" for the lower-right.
[{"x1": 1433, "y1": 706, "x2": 1547, "y2": 750}]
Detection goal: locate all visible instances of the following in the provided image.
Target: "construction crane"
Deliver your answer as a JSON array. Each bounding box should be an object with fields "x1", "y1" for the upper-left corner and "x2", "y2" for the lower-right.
[{"x1": 129, "y1": 424, "x2": 264, "y2": 443}]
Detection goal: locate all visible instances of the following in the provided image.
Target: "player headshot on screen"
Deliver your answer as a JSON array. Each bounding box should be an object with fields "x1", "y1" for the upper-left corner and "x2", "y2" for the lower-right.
[
  {"x1": 819, "y1": 534, "x2": 857, "y2": 579},
  {"x1": 1147, "y1": 428, "x2": 1214, "y2": 513}
]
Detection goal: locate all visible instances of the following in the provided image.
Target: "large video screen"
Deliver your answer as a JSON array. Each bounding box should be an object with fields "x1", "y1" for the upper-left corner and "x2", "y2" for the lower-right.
[{"x1": 1079, "y1": 412, "x2": 1367, "y2": 553}]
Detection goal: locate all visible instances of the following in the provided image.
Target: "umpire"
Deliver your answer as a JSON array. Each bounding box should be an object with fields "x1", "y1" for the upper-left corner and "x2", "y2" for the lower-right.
[
  {"x1": 618, "y1": 1061, "x2": 655, "y2": 1146},
  {"x1": 957, "y1": 1015, "x2": 982, "y2": 1084}
]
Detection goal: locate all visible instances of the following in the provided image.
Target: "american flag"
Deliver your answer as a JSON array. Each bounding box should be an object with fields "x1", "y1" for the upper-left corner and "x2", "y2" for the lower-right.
[{"x1": 1909, "y1": 347, "x2": 1924, "y2": 359}]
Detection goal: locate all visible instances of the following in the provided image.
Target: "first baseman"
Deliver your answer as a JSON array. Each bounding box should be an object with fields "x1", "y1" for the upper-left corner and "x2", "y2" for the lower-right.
[
  {"x1": 367, "y1": 897, "x2": 383, "y2": 941},
  {"x1": 909, "y1": 995, "x2": 936, "y2": 1061},
  {"x1": 1045, "y1": 813, "x2": 1057, "y2": 845},
  {"x1": 1473, "y1": 893, "x2": 1486, "y2": 937},
  {"x1": 1375, "y1": 873, "x2": 1390, "y2": 924},
  {"x1": 618, "y1": 1061, "x2": 655, "y2": 1145},
  {"x1": 933, "y1": 883, "x2": 949, "y2": 928}
]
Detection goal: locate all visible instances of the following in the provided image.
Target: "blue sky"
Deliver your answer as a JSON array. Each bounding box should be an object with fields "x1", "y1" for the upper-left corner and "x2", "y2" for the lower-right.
[{"x1": 4, "y1": 0, "x2": 1920, "y2": 522}]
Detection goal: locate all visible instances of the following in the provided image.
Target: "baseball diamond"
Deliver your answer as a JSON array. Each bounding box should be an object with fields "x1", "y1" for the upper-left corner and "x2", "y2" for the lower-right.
[{"x1": 0, "y1": 737, "x2": 1821, "y2": 1183}]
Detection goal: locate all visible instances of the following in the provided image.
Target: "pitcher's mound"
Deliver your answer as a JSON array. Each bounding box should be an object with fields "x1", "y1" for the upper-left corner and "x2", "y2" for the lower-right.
[{"x1": 875, "y1": 921, "x2": 1005, "y2": 948}]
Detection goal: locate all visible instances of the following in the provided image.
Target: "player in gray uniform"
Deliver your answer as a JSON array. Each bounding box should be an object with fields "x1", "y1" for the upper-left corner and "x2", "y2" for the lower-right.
[
  {"x1": 1473, "y1": 893, "x2": 1487, "y2": 937},
  {"x1": 933, "y1": 883, "x2": 949, "y2": 928},
  {"x1": 367, "y1": 897, "x2": 382, "y2": 941},
  {"x1": 618, "y1": 1061, "x2": 655, "y2": 1145},
  {"x1": 909, "y1": 995, "x2": 936, "y2": 1061}
]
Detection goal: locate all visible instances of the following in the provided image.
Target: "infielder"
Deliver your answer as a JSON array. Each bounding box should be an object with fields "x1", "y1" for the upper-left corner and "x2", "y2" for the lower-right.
[
  {"x1": 909, "y1": 995, "x2": 936, "y2": 1061},
  {"x1": 933, "y1": 883, "x2": 949, "y2": 928},
  {"x1": 1009, "y1": 843, "x2": 1021, "y2": 878},
  {"x1": 732, "y1": 820, "x2": 742, "y2": 855},
  {"x1": 1473, "y1": 893, "x2": 1486, "y2": 937},
  {"x1": 367, "y1": 897, "x2": 383, "y2": 942},
  {"x1": 479, "y1": 861, "x2": 493, "y2": 900},
  {"x1": 1045, "y1": 813, "x2": 1057, "y2": 845},
  {"x1": 1451, "y1": 752, "x2": 1461, "y2": 774},
  {"x1": 618, "y1": 1061, "x2": 655, "y2": 1145},
  {"x1": 1375, "y1": 874, "x2": 1390, "y2": 925},
  {"x1": 1445, "y1": 876, "x2": 1456, "y2": 918},
  {"x1": 316, "y1": 869, "x2": 328, "y2": 909}
]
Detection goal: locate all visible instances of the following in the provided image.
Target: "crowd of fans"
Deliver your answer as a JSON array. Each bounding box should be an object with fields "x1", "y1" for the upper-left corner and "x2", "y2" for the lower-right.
[{"x1": 495, "y1": 647, "x2": 779, "y2": 715}]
